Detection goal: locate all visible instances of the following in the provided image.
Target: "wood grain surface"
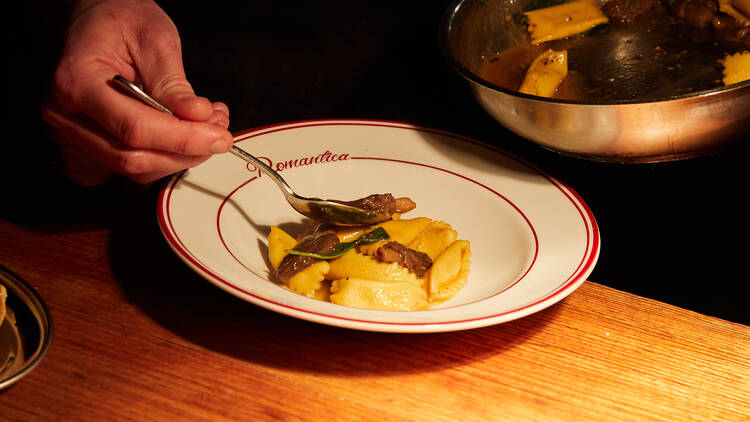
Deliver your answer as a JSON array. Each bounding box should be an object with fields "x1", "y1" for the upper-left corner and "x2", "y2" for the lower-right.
[{"x1": 0, "y1": 195, "x2": 748, "y2": 422}]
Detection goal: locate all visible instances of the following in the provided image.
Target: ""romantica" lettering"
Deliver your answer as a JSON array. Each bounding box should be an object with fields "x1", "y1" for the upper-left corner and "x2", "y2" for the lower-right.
[
  {"x1": 246, "y1": 150, "x2": 350, "y2": 177},
  {"x1": 274, "y1": 150, "x2": 350, "y2": 172}
]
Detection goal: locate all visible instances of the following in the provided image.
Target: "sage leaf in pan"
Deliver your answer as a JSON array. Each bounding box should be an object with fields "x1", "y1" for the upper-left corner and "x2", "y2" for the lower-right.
[{"x1": 285, "y1": 227, "x2": 390, "y2": 260}]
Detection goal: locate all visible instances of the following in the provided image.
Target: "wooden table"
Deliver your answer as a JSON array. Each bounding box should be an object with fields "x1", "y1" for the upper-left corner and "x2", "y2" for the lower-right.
[
  {"x1": 0, "y1": 185, "x2": 748, "y2": 421},
  {"x1": 3, "y1": 1, "x2": 750, "y2": 419}
]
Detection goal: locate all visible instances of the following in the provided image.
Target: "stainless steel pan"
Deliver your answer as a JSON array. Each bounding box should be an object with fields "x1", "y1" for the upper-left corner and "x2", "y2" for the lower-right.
[{"x1": 439, "y1": 0, "x2": 750, "y2": 162}]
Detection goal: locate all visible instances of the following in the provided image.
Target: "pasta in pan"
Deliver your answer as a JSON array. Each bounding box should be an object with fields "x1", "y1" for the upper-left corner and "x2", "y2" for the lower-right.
[{"x1": 267, "y1": 206, "x2": 472, "y2": 311}]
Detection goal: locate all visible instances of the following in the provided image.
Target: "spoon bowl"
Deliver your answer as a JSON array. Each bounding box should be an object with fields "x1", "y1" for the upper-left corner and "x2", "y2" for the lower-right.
[{"x1": 112, "y1": 75, "x2": 393, "y2": 225}]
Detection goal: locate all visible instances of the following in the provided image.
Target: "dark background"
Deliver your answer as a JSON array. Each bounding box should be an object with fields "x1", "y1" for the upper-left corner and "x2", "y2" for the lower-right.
[{"x1": 5, "y1": 1, "x2": 747, "y2": 324}]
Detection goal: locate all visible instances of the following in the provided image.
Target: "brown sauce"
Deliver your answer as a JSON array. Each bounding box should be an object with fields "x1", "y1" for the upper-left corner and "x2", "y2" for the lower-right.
[{"x1": 478, "y1": 8, "x2": 737, "y2": 102}]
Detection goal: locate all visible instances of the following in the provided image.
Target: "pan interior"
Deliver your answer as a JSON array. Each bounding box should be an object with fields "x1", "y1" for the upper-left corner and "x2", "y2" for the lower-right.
[{"x1": 447, "y1": 0, "x2": 743, "y2": 102}]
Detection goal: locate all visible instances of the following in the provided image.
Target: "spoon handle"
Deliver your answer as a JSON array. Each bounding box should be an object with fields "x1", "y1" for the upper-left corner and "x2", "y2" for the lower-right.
[
  {"x1": 228, "y1": 146, "x2": 297, "y2": 198},
  {"x1": 112, "y1": 75, "x2": 174, "y2": 115}
]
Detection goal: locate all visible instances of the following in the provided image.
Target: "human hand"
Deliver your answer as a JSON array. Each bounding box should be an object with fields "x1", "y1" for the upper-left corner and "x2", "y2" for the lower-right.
[{"x1": 42, "y1": 0, "x2": 232, "y2": 186}]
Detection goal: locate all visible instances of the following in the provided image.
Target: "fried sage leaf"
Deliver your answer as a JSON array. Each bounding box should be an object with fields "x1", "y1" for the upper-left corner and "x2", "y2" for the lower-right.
[{"x1": 285, "y1": 227, "x2": 390, "y2": 259}]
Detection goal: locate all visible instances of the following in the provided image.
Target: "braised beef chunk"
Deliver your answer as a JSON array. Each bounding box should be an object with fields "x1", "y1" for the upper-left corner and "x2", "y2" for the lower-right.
[
  {"x1": 276, "y1": 232, "x2": 340, "y2": 282},
  {"x1": 376, "y1": 241, "x2": 432, "y2": 278},
  {"x1": 338, "y1": 194, "x2": 416, "y2": 214},
  {"x1": 301, "y1": 219, "x2": 330, "y2": 237},
  {"x1": 601, "y1": 0, "x2": 750, "y2": 47},
  {"x1": 670, "y1": 0, "x2": 718, "y2": 28},
  {"x1": 669, "y1": 0, "x2": 750, "y2": 48},
  {"x1": 295, "y1": 231, "x2": 340, "y2": 255},
  {"x1": 276, "y1": 255, "x2": 315, "y2": 283},
  {"x1": 602, "y1": 0, "x2": 663, "y2": 23},
  {"x1": 340, "y1": 193, "x2": 397, "y2": 213}
]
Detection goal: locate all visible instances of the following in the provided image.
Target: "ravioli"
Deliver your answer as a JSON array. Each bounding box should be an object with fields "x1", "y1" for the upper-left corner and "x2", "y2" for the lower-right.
[
  {"x1": 721, "y1": 51, "x2": 750, "y2": 85},
  {"x1": 524, "y1": 0, "x2": 609, "y2": 44},
  {"x1": 519, "y1": 49, "x2": 568, "y2": 98},
  {"x1": 330, "y1": 278, "x2": 428, "y2": 311},
  {"x1": 267, "y1": 216, "x2": 472, "y2": 311}
]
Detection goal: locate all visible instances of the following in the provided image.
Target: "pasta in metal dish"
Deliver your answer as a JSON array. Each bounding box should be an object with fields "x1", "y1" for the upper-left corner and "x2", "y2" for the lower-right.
[{"x1": 267, "y1": 201, "x2": 472, "y2": 311}]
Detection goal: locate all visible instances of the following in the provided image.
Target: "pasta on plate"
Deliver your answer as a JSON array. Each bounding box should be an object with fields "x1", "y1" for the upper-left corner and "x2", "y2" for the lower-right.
[{"x1": 267, "y1": 196, "x2": 471, "y2": 311}]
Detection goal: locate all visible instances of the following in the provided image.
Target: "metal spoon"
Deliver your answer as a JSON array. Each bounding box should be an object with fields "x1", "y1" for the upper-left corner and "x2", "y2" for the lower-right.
[{"x1": 111, "y1": 75, "x2": 392, "y2": 226}]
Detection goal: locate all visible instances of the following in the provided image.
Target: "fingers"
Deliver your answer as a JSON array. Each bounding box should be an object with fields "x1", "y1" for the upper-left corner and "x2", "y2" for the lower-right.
[
  {"x1": 43, "y1": 104, "x2": 213, "y2": 184},
  {"x1": 73, "y1": 71, "x2": 233, "y2": 156},
  {"x1": 44, "y1": 0, "x2": 233, "y2": 186},
  {"x1": 65, "y1": 1, "x2": 231, "y2": 155},
  {"x1": 208, "y1": 102, "x2": 230, "y2": 129}
]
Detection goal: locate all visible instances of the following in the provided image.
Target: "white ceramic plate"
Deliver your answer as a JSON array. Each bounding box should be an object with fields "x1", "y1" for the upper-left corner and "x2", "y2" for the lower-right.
[{"x1": 158, "y1": 120, "x2": 599, "y2": 333}]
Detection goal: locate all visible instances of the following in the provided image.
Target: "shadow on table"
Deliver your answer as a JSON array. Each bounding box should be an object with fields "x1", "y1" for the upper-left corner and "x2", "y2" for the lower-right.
[{"x1": 108, "y1": 186, "x2": 561, "y2": 376}]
